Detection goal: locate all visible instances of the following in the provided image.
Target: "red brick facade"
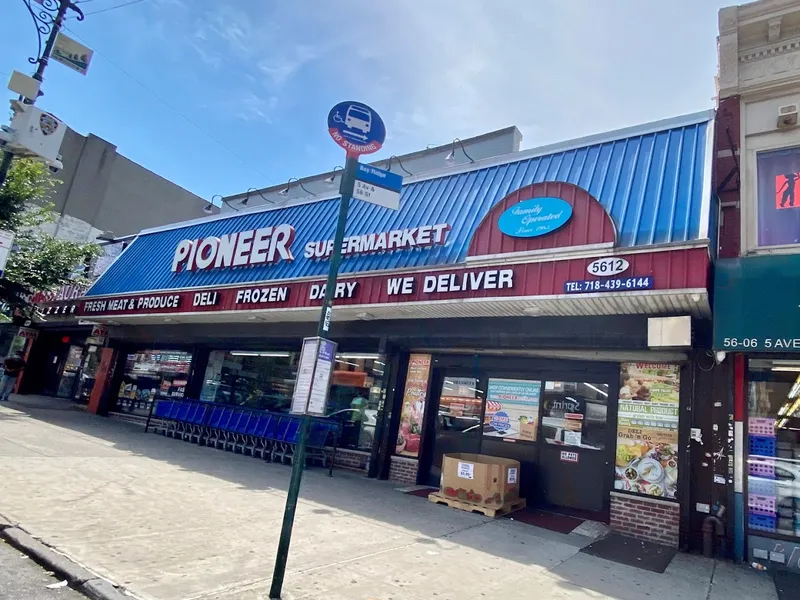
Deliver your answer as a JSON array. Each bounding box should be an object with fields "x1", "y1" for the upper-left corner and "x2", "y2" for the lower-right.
[
  {"x1": 388, "y1": 456, "x2": 418, "y2": 484},
  {"x1": 609, "y1": 492, "x2": 680, "y2": 547},
  {"x1": 333, "y1": 449, "x2": 369, "y2": 473}
]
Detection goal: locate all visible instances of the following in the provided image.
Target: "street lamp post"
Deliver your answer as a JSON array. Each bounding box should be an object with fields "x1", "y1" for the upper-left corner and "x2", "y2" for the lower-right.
[{"x1": 0, "y1": 0, "x2": 85, "y2": 187}]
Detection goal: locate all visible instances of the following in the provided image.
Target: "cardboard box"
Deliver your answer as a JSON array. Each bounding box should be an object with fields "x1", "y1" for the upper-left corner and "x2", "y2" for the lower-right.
[{"x1": 440, "y1": 453, "x2": 521, "y2": 507}]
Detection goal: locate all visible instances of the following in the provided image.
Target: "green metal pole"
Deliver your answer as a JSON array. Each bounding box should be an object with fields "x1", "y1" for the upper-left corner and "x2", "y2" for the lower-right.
[{"x1": 269, "y1": 155, "x2": 358, "y2": 599}]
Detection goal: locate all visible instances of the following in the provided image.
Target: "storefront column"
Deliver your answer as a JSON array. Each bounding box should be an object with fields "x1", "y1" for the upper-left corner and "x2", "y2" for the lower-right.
[
  {"x1": 733, "y1": 353, "x2": 746, "y2": 562},
  {"x1": 88, "y1": 348, "x2": 119, "y2": 415},
  {"x1": 376, "y1": 351, "x2": 408, "y2": 480}
]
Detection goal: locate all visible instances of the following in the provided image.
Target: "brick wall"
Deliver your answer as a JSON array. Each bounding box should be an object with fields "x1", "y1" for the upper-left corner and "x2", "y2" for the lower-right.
[
  {"x1": 609, "y1": 492, "x2": 680, "y2": 547},
  {"x1": 333, "y1": 448, "x2": 369, "y2": 473},
  {"x1": 388, "y1": 455, "x2": 418, "y2": 484}
]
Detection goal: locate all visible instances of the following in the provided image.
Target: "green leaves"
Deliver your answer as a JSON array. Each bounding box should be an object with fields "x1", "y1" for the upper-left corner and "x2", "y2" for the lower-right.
[{"x1": 0, "y1": 157, "x2": 100, "y2": 307}]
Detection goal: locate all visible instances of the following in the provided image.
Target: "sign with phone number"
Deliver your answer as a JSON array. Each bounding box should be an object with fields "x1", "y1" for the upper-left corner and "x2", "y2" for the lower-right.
[{"x1": 564, "y1": 276, "x2": 653, "y2": 294}]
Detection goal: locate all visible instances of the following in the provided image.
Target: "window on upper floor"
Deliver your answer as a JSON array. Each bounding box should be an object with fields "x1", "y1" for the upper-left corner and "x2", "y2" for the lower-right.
[{"x1": 756, "y1": 147, "x2": 800, "y2": 248}]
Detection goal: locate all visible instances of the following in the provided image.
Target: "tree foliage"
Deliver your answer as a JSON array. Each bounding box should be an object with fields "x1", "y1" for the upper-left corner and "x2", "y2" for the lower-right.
[{"x1": 0, "y1": 157, "x2": 99, "y2": 307}]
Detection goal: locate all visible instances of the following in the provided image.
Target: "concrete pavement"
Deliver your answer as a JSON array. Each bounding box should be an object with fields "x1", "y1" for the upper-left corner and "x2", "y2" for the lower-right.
[{"x1": 0, "y1": 395, "x2": 779, "y2": 600}]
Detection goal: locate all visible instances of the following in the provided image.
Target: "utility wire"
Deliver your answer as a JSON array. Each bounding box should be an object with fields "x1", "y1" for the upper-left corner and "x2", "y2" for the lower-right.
[
  {"x1": 80, "y1": 0, "x2": 147, "y2": 17},
  {"x1": 63, "y1": 26, "x2": 277, "y2": 187}
]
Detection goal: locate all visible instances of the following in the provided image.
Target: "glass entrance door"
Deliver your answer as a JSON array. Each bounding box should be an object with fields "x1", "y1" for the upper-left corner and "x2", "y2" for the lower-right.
[
  {"x1": 417, "y1": 355, "x2": 618, "y2": 517},
  {"x1": 537, "y1": 380, "x2": 614, "y2": 513},
  {"x1": 419, "y1": 369, "x2": 485, "y2": 487}
]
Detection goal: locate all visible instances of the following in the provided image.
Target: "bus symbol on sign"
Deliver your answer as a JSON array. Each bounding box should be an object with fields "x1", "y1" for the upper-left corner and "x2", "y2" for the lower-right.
[{"x1": 328, "y1": 101, "x2": 386, "y2": 157}]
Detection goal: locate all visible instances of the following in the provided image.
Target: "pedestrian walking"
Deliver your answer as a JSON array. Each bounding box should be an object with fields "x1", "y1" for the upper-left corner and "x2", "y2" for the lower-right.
[{"x1": 0, "y1": 351, "x2": 26, "y2": 401}]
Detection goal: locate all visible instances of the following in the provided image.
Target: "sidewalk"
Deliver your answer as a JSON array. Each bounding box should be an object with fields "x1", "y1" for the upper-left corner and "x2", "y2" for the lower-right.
[{"x1": 0, "y1": 395, "x2": 780, "y2": 600}]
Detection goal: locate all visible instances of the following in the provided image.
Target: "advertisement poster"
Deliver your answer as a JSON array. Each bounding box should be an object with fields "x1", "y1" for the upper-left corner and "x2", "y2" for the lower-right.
[
  {"x1": 757, "y1": 149, "x2": 800, "y2": 247},
  {"x1": 615, "y1": 363, "x2": 680, "y2": 499},
  {"x1": 396, "y1": 354, "x2": 432, "y2": 457},
  {"x1": 484, "y1": 378, "x2": 541, "y2": 441}
]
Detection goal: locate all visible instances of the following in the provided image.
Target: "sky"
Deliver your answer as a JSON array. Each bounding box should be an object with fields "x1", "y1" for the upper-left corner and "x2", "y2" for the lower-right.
[{"x1": 2, "y1": 0, "x2": 730, "y2": 202}]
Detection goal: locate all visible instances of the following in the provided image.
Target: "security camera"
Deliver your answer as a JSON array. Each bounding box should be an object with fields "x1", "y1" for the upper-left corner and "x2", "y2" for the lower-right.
[{"x1": 46, "y1": 153, "x2": 63, "y2": 174}]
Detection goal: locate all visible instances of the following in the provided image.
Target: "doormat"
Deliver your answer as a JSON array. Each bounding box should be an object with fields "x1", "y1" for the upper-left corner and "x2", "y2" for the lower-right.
[
  {"x1": 405, "y1": 487, "x2": 438, "y2": 498},
  {"x1": 774, "y1": 569, "x2": 800, "y2": 600},
  {"x1": 504, "y1": 507, "x2": 584, "y2": 534},
  {"x1": 580, "y1": 533, "x2": 676, "y2": 573}
]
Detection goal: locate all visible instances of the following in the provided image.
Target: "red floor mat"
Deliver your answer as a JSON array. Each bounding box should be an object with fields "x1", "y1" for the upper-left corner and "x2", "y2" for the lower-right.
[{"x1": 504, "y1": 507, "x2": 584, "y2": 534}]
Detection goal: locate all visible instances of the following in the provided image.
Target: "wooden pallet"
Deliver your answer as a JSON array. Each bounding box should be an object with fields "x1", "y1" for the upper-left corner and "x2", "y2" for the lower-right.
[{"x1": 427, "y1": 492, "x2": 526, "y2": 518}]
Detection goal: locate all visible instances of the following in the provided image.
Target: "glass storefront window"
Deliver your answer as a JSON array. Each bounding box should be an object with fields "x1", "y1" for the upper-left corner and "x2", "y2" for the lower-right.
[
  {"x1": 541, "y1": 381, "x2": 609, "y2": 450},
  {"x1": 756, "y1": 148, "x2": 800, "y2": 247},
  {"x1": 116, "y1": 350, "x2": 192, "y2": 415},
  {"x1": 200, "y1": 351, "x2": 297, "y2": 411},
  {"x1": 748, "y1": 359, "x2": 800, "y2": 539},
  {"x1": 328, "y1": 353, "x2": 385, "y2": 451},
  {"x1": 56, "y1": 345, "x2": 84, "y2": 398},
  {"x1": 199, "y1": 349, "x2": 385, "y2": 452},
  {"x1": 76, "y1": 346, "x2": 102, "y2": 401},
  {"x1": 484, "y1": 378, "x2": 541, "y2": 441}
]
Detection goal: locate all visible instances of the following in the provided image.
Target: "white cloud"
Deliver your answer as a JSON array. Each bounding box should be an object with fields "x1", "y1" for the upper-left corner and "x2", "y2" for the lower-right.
[
  {"x1": 236, "y1": 92, "x2": 278, "y2": 123},
  {"x1": 139, "y1": 0, "x2": 725, "y2": 154}
]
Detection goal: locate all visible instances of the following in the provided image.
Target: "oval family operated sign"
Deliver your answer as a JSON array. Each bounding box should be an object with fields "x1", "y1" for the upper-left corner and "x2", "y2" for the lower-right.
[{"x1": 497, "y1": 197, "x2": 573, "y2": 238}]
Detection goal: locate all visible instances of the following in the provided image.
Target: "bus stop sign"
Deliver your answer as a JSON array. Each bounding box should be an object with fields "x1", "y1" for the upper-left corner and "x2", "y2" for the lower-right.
[{"x1": 327, "y1": 101, "x2": 386, "y2": 157}]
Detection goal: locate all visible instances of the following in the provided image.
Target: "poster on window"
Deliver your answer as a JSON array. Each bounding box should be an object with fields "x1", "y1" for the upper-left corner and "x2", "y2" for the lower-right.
[
  {"x1": 615, "y1": 363, "x2": 680, "y2": 499},
  {"x1": 757, "y1": 149, "x2": 800, "y2": 247},
  {"x1": 396, "y1": 354, "x2": 432, "y2": 457},
  {"x1": 484, "y1": 378, "x2": 541, "y2": 441}
]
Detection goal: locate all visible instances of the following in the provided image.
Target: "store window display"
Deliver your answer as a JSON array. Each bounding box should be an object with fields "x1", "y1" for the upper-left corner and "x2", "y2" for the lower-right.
[
  {"x1": 200, "y1": 351, "x2": 297, "y2": 411},
  {"x1": 199, "y1": 349, "x2": 385, "y2": 451},
  {"x1": 116, "y1": 350, "x2": 192, "y2": 415},
  {"x1": 748, "y1": 360, "x2": 800, "y2": 539},
  {"x1": 541, "y1": 381, "x2": 609, "y2": 449},
  {"x1": 327, "y1": 353, "x2": 385, "y2": 452}
]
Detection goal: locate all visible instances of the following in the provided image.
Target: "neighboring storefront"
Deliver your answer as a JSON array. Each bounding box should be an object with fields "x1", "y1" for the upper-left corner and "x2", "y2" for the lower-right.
[
  {"x1": 19, "y1": 285, "x2": 108, "y2": 402},
  {"x1": 714, "y1": 255, "x2": 800, "y2": 572},
  {"x1": 76, "y1": 111, "x2": 715, "y2": 547}
]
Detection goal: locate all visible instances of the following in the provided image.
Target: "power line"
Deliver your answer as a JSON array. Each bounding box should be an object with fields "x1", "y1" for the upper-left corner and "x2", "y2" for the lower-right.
[
  {"x1": 63, "y1": 26, "x2": 277, "y2": 187},
  {"x1": 81, "y1": 0, "x2": 147, "y2": 17}
]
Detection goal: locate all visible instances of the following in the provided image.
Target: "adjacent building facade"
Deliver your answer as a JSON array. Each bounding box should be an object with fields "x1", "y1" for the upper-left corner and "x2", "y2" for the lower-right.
[
  {"x1": 713, "y1": 0, "x2": 800, "y2": 573},
  {"x1": 18, "y1": 125, "x2": 218, "y2": 400},
  {"x1": 45, "y1": 127, "x2": 217, "y2": 241}
]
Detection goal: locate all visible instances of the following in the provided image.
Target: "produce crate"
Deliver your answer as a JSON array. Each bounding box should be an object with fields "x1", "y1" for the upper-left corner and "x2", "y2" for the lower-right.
[
  {"x1": 749, "y1": 478, "x2": 778, "y2": 497},
  {"x1": 748, "y1": 494, "x2": 777, "y2": 516},
  {"x1": 749, "y1": 513, "x2": 777, "y2": 533},
  {"x1": 749, "y1": 457, "x2": 776, "y2": 479},
  {"x1": 749, "y1": 435, "x2": 777, "y2": 457},
  {"x1": 749, "y1": 418, "x2": 776, "y2": 437}
]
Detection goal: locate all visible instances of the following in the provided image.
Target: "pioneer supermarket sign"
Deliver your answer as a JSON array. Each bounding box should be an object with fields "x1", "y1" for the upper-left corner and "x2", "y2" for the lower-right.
[{"x1": 171, "y1": 222, "x2": 452, "y2": 273}]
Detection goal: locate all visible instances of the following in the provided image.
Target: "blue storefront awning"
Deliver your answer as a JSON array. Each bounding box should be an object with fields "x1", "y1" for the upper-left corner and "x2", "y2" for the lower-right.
[{"x1": 86, "y1": 111, "x2": 713, "y2": 297}]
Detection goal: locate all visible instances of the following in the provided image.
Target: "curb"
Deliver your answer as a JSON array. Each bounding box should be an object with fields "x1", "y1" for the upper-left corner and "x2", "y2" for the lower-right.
[{"x1": 0, "y1": 526, "x2": 132, "y2": 600}]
